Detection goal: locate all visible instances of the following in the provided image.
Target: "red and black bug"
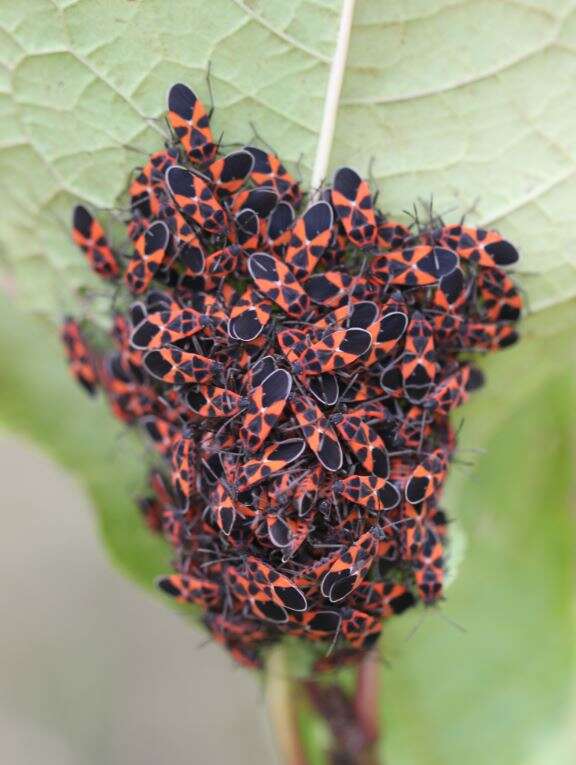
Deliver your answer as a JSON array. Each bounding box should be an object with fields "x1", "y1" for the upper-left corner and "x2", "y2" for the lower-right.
[
  {"x1": 129, "y1": 148, "x2": 179, "y2": 221},
  {"x1": 248, "y1": 252, "x2": 312, "y2": 319},
  {"x1": 294, "y1": 327, "x2": 372, "y2": 376},
  {"x1": 125, "y1": 220, "x2": 171, "y2": 294},
  {"x1": 186, "y1": 386, "x2": 243, "y2": 419},
  {"x1": 284, "y1": 201, "x2": 334, "y2": 277},
  {"x1": 321, "y1": 528, "x2": 383, "y2": 603},
  {"x1": 477, "y1": 266, "x2": 522, "y2": 322},
  {"x1": 244, "y1": 145, "x2": 301, "y2": 206},
  {"x1": 228, "y1": 285, "x2": 273, "y2": 342},
  {"x1": 371, "y1": 245, "x2": 458, "y2": 287},
  {"x1": 144, "y1": 347, "x2": 223, "y2": 385},
  {"x1": 61, "y1": 318, "x2": 99, "y2": 395},
  {"x1": 245, "y1": 557, "x2": 308, "y2": 613},
  {"x1": 432, "y1": 224, "x2": 519, "y2": 268},
  {"x1": 332, "y1": 412, "x2": 390, "y2": 478},
  {"x1": 165, "y1": 165, "x2": 226, "y2": 236},
  {"x1": 238, "y1": 439, "x2": 306, "y2": 490},
  {"x1": 304, "y1": 270, "x2": 353, "y2": 308},
  {"x1": 264, "y1": 201, "x2": 295, "y2": 257},
  {"x1": 170, "y1": 426, "x2": 196, "y2": 510},
  {"x1": 72, "y1": 205, "x2": 119, "y2": 280},
  {"x1": 239, "y1": 368, "x2": 292, "y2": 452},
  {"x1": 331, "y1": 167, "x2": 377, "y2": 250},
  {"x1": 341, "y1": 608, "x2": 382, "y2": 650},
  {"x1": 333, "y1": 475, "x2": 401, "y2": 513},
  {"x1": 167, "y1": 82, "x2": 217, "y2": 165},
  {"x1": 405, "y1": 448, "x2": 448, "y2": 505},
  {"x1": 401, "y1": 311, "x2": 437, "y2": 402},
  {"x1": 202, "y1": 150, "x2": 254, "y2": 196},
  {"x1": 289, "y1": 393, "x2": 343, "y2": 472},
  {"x1": 157, "y1": 573, "x2": 222, "y2": 609},
  {"x1": 131, "y1": 304, "x2": 211, "y2": 349}
]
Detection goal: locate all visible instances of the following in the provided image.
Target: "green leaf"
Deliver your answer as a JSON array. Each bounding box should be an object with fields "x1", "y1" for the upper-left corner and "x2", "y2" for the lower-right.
[
  {"x1": 1, "y1": 0, "x2": 576, "y2": 318},
  {"x1": 381, "y1": 321, "x2": 576, "y2": 765}
]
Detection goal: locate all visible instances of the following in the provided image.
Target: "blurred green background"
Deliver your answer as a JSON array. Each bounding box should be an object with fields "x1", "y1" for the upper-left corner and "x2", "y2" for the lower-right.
[{"x1": 0, "y1": 435, "x2": 273, "y2": 765}]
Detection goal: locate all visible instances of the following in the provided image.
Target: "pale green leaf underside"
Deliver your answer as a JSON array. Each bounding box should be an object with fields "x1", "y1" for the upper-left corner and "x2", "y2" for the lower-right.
[{"x1": 1, "y1": 0, "x2": 576, "y2": 316}]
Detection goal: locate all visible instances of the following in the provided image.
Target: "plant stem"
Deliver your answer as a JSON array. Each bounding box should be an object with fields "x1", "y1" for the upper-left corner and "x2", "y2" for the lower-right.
[
  {"x1": 354, "y1": 650, "x2": 380, "y2": 748},
  {"x1": 266, "y1": 647, "x2": 382, "y2": 765},
  {"x1": 310, "y1": 0, "x2": 356, "y2": 194},
  {"x1": 266, "y1": 646, "x2": 308, "y2": 765}
]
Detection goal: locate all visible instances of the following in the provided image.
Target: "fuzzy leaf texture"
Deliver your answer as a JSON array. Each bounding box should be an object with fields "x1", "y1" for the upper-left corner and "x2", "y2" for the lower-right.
[{"x1": 0, "y1": 1, "x2": 575, "y2": 764}]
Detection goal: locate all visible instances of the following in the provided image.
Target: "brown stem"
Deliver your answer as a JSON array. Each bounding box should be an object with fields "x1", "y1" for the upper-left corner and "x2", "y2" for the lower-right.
[
  {"x1": 304, "y1": 662, "x2": 381, "y2": 765},
  {"x1": 354, "y1": 650, "x2": 380, "y2": 747}
]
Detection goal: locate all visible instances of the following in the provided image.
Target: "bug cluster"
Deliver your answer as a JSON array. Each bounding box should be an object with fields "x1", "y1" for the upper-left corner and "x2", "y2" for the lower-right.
[{"x1": 62, "y1": 82, "x2": 522, "y2": 671}]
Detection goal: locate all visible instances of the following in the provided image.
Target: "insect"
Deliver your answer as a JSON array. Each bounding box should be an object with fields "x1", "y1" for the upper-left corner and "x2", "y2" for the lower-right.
[
  {"x1": 140, "y1": 415, "x2": 179, "y2": 459},
  {"x1": 319, "y1": 301, "x2": 380, "y2": 333},
  {"x1": 201, "y1": 150, "x2": 254, "y2": 196},
  {"x1": 371, "y1": 245, "x2": 459, "y2": 287},
  {"x1": 186, "y1": 385, "x2": 243, "y2": 419},
  {"x1": 293, "y1": 327, "x2": 372, "y2": 376},
  {"x1": 289, "y1": 393, "x2": 343, "y2": 472},
  {"x1": 277, "y1": 328, "x2": 308, "y2": 365},
  {"x1": 130, "y1": 305, "x2": 211, "y2": 349},
  {"x1": 129, "y1": 148, "x2": 179, "y2": 220},
  {"x1": 210, "y1": 482, "x2": 239, "y2": 535},
  {"x1": 352, "y1": 581, "x2": 416, "y2": 619},
  {"x1": 72, "y1": 205, "x2": 119, "y2": 279},
  {"x1": 60, "y1": 318, "x2": 99, "y2": 395},
  {"x1": 432, "y1": 225, "x2": 519, "y2": 267},
  {"x1": 237, "y1": 439, "x2": 306, "y2": 490},
  {"x1": 331, "y1": 167, "x2": 377, "y2": 250},
  {"x1": 143, "y1": 347, "x2": 223, "y2": 384},
  {"x1": 341, "y1": 608, "x2": 382, "y2": 650},
  {"x1": 405, "y1": 448, "x2": 448, "y2": 505},
  {"x1": 226, "y1": 565, "x2": 289, "y2": 623},
  {"x1": 410, "y1": 513, "x2": 446, "y2": 604},
  {"x1": 285, "y1": 610, "x2": 341, "y2": 640},
  {"x1": 239, "y1": 368, "x2": 293, "y2": 452},
  {"x1": 202, "y1": 245, "x2": 241, "y2": 286},
  {"x1": 165, "y1": 165, "x2": 226, "y2": 235},
  {"x1": 293, "y1": 465, "x2": 324, "y2": 516},
  {"x1": 333, "y1": 475, "x2": 401, "y2": 513},
  {"x1": 321, "y1": 528, "x2": 383, "y2": 603},
  {"x1": 167, "y1": 82, "x2": 217, "y2": 164},
  {"x1": 167, "y1": 208, "x2": 206, "y2": 274},
  {"x1": 245, "y1": 557, "x2": 308, "y2": 612},
  {"x1": 377, "y1": 217, "x2": 411, "y2": 251},
  {"x1": 248, "y1": 252, "x2": 312, "y2": 318},
  {"x1": 228, "y1": 285, "x2": 273, "y2": 342},
  {"x1": 401, "y1": 311, "x2": 437, "y2": 402},
  {"x1": 424, "y1": 363, "x2": 483, "y2": 417},
  {"x1": 363, "y1": 310, "x2": 408, "y2": 367},
  {"x1": 231, "y1": 186, "x2": 278, "y2": 221},
  {"x1": 456, "y1": 320, "x2": 519, "y2": 351},
  {"x1": 170, "y1": 426, "x2": 196, "y2": 510},
  {"x1": 308, "y1": 373, "x2": 340, "y2": 407},
  {"x1": 264, "y1": 201, "x2": 295, "y2": 257},
  {"x1": 125, "y1": 220, "x2": 171, "y2": 294},
  {"x1": 243, "y1": 145, "x2": 301, "y2": 206},
  {"x1": 284, "y1": 201, "x2": 334, "y2": 277},
  {"x1": 156, "y1": 574, "x2": 222, "y2": 609},
  {"x1": 304, "y1": 270, "x2": 353, "y2": 308},
  {"x1": 332, "y1": 412, "x2": 390, "y2": 478},
  {"x1": 477, "y1": 266, "x2": 522, "y2": 322}
]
